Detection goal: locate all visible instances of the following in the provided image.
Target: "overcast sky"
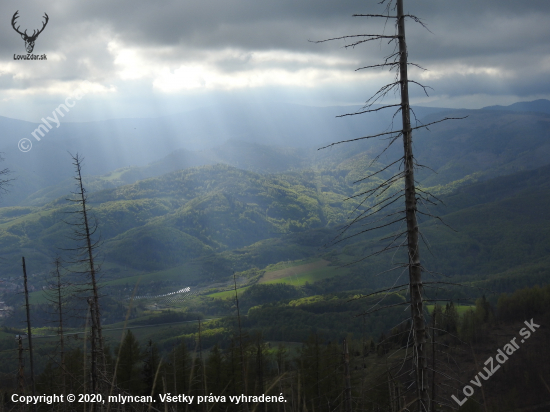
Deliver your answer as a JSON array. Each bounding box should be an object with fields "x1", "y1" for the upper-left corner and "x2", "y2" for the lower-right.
[{"x1": 1, "y1": 0, "x2": 549, "y2": 121}]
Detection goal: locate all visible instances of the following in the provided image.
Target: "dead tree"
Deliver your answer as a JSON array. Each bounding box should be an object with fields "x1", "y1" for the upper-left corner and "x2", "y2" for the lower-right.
[
  {"x1": 342, "y1": 340, "x2": 352, "y2": 412},
  {"x1": 233, "y1": 272, "x2": 250, "y2": 412},
  {"x1": 314, "y1": 1, "x2": 464, "y2": 411},
  {"x1": 43, "y1": 257, "x2": 70, "y2": 402},
  {"x1": 65, "y1": 153, "x2": 106, "y2": 391},
  {"x1": 197, "y1": 318, "x2": 207, "y2": 412},
  {"x1": 17, "y1": 335, "x2": 25, "y2": 395},
  {"x1": 0, "y1": 154, "x2": 11, "y2": 195},
  {"x1": 88, "y1": 298, "x2": 99, "y2": 411},
  {"x1": 22, "y1": 257, "x2": 36, "y2": 412}
]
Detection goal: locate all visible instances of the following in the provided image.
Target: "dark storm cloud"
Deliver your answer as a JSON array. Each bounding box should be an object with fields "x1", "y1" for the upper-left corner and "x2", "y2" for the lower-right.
[
  {"x1": 58, "y1": 0, "x2": 550, "y2": 54},
  {"x1": 0, "y1": 0, "x2": 548, "y2": 104}
]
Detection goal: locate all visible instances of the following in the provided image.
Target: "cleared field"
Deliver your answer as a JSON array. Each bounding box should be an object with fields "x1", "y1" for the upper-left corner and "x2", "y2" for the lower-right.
[
  {"x1": 263, "y1": 257, "x2": 321, "y2": 273},
  {"x1": 208, "y1": 286, "x2": 251, "y2": 299},
  {"x1": 259, "y1": 259, "x2": 330, "y2": 282},
  {"x1": 208, "y1": 259, "x2": 345, "y2": 299},
  {"x1": 263, "y1": 265, "x2": 343, "y2": 286}
]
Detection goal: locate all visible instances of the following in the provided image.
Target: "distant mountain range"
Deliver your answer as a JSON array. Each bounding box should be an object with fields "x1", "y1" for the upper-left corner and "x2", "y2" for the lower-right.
[
  {"x1": 0, "y1": 99, "x2": 548, "y2": 294},
  {"x1": 16, "y1": 97, "x2": 547, "y2": 206},
  {"x1": 1, "y1": 100, "x2": 549, "y2": 208},
  {"x1": 0, "y1": 101, "x2": 450, "y2": 206},
  {"x1": 482, "y1": 99, "x2": 550, "y2": 114}
]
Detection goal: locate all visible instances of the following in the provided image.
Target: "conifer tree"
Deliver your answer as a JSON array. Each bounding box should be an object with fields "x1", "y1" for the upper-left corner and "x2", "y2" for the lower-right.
[
  {"x1": 116, "y1": 330, "x2": 143, "y2": 395},
  {"x1": 143, "y1": 339, "x2": 161, "y2": 397},
  {"x1": 206, "y1": 344, "x2": 224, "y2": 412},
  {"x1": 169, "y1": 340, "x2": 191, "y2": 398}
]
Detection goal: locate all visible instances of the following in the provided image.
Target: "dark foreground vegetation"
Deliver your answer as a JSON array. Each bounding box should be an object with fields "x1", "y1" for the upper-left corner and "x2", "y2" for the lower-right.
[{"x1": 0, "y1": 284, "x2": 547, "y2": 412}]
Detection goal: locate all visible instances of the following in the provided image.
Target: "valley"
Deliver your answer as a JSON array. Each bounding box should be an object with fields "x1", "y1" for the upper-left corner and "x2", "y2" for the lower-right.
[{"x1": 0, "y1": 100, "x2": 549, "y2": 411}]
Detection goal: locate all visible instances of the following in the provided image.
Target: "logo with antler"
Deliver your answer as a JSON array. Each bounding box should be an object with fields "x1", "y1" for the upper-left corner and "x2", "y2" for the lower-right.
[{"x1": 11, "y1": 11, "x2": 49, "y2": 54}]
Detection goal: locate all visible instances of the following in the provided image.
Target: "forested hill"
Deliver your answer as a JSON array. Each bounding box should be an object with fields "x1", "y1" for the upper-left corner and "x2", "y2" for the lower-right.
[
  {"x1": 0, "y1": 157, "x2": 549, "y2": 297},
  {"x1": 0, "y1": 163, "x2": 362, "y2": 275},
  {"x1": 0, "y1": 101, "x2": 549, "y2": 302}
]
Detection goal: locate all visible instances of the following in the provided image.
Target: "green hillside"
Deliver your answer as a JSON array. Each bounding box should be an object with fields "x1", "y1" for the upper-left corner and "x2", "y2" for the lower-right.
[
  {"x1": 2, "y1": 154, "x2": 550, "y2": 298},
  {"x1": 0, "y1": 131, "x2": 549, "y2": 412},
  {"x1": 1, "y1": 112, "x2": 550, "y2": 368}
]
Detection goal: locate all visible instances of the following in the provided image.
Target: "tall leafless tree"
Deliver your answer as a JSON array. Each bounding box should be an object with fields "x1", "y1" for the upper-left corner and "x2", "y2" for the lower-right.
[
  {"x1": 315, "y1": 1, "x2": 464, "y2": 410},
  {"x1": 65, "y1": 153, "x2": 106, "y2": 395},
  {"x1": 43, "y1": 257, "x2": 70, "y2": 406},
  {"x1": 22, "y1": 257, "x2": 37, "y2": 412},
  {"x1": 0, "y1": 153, "x2": 11, "y2": 195},
  {"x1": 233, "y1": 272, "x2": 250, "y2": 412}
]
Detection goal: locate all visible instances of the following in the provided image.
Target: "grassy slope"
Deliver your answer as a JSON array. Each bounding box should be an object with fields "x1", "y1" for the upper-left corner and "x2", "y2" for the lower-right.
[{"x1": 207, "y1": 258, "x2": 339, "y2": 299}]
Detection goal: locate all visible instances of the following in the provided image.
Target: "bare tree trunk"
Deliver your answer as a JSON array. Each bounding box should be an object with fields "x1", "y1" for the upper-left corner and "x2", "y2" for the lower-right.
[
  {"x1": 388, "y1": 374, "x2": 395, "y2": 412},
  {"x1": 255, "y1": 335, "x2": 266, "y2": 412},
  {"x1": 82, "y1": 306, "x2": 90, "y2": 412},
  {"x1": 431, "y1": 308, "x2": 436, "y2": 412},
  {"x1": 396, "y1": 1, "x2": 428, "y2": 410},
  {"x1": 198, "y1": 318, "x2": 206, "y2": 412},
  {"x1": 17, "y1": 335, "x2": 25, "y2": 395},
  {"x1": 233, "y1": 273, "x2": 249, "y2": 412},
  {"x1": 22, "y1": 257, "x2": 37, "y2": 412},
  {"x1": 314, "y1": 1, "x2": 464, "y2": 409},
  {"x1": 73, "y1": 156, "x2": 104, "y2": 356},
  {"x1": 68, "y1": 154, "x2": 107, "y2": 395},
  {"x1": 54, "y1": 259, "x2": 67, "y2": 404},
  {"x1": 88, "y1": 298, "x2": 98, "y2": 412},
  {"x1": 297, "y1": 371, "x2": 301, "y2": 412},
  {"x1": 343, "y1": 340, "x2": 352, "y2": 412},
  {"x1": 172, "y1": 343, "x2": 177, "y2": 399}
]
